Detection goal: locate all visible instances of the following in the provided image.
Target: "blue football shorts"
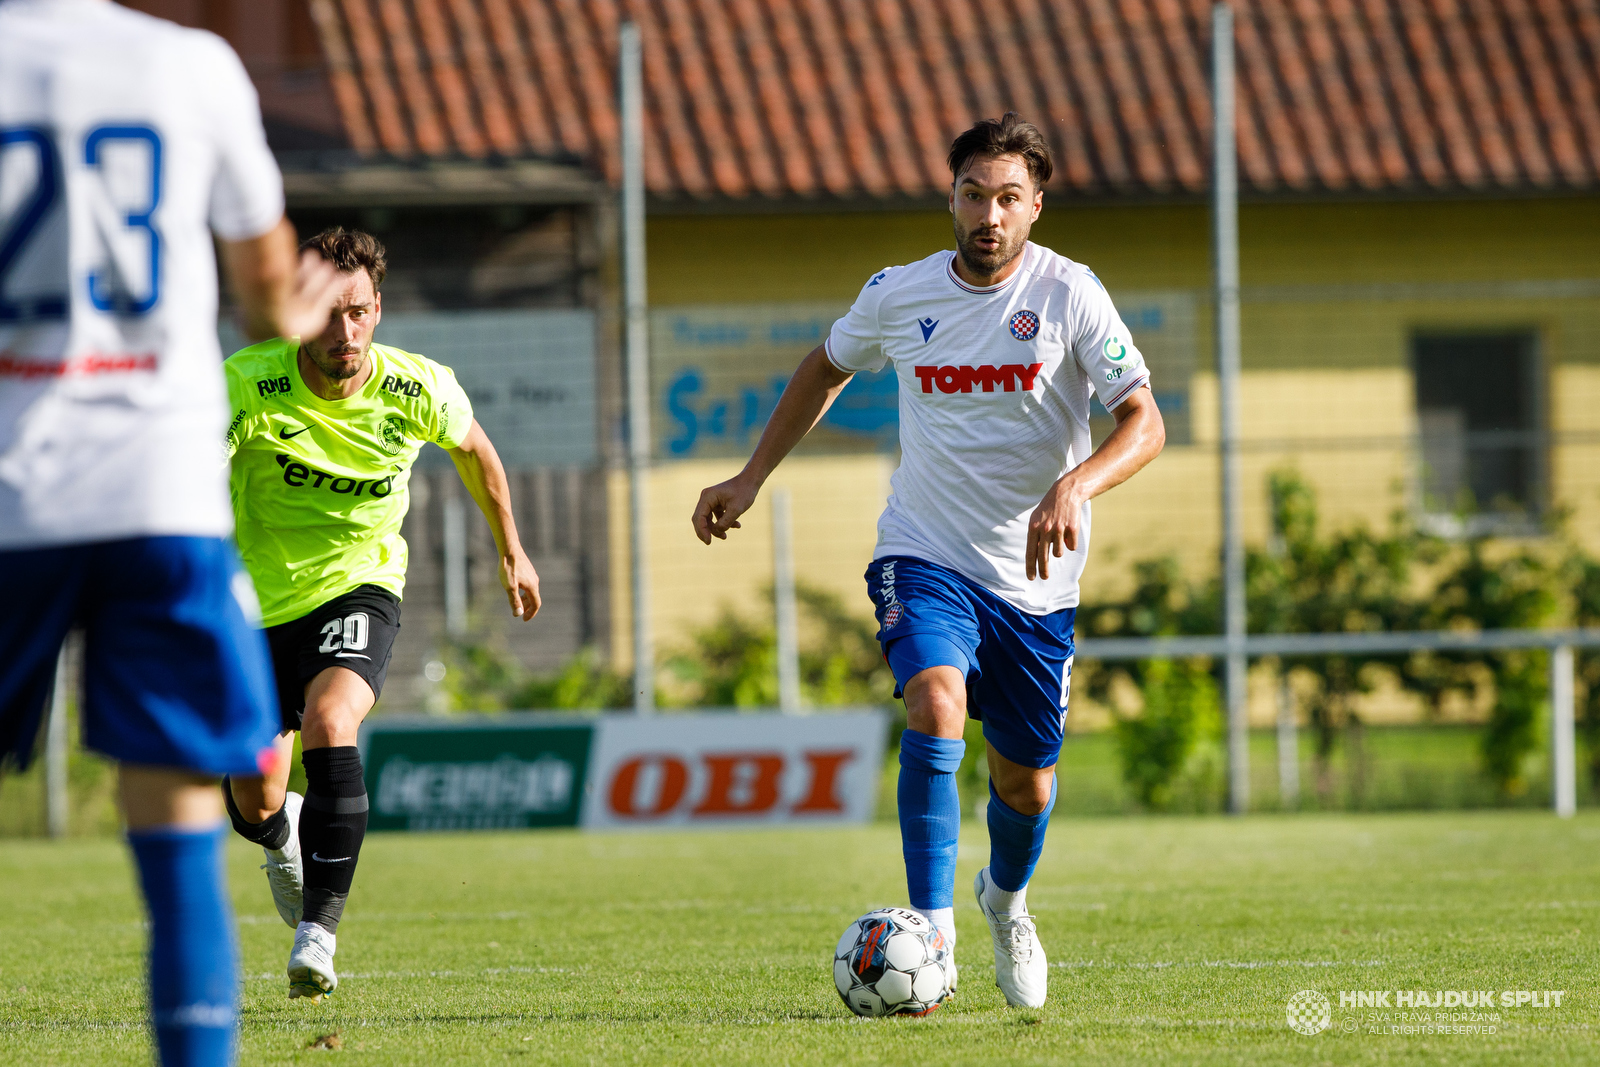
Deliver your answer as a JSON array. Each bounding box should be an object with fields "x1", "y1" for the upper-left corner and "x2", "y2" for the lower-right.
[
  {"x1": 0, "y1": 536, "x2": 281, "y2": 776},
  {"x1": 866, "y1": 555, "x2": 1075, "y2": 770}
]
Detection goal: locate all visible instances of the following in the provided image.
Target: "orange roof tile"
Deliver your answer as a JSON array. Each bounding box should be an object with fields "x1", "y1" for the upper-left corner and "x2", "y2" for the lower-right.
[{"x1": 307, "y1": 0, "x2": 1600, "y2": 198}]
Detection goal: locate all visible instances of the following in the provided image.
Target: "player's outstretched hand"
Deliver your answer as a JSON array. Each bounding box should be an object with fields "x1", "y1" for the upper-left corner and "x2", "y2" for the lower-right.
[
  {"x1": 692, "y1": 474, "x2": 758, "y2": 544},
  {"x1": 1026, "y1": 476, "x2": 1087, "y2": 581},
  {"x1": 279, "y1": 248, "x2": 346, "y2": 340},
  {"x1": 501, "y1": 550, "x2": 542, "y2": 621}
]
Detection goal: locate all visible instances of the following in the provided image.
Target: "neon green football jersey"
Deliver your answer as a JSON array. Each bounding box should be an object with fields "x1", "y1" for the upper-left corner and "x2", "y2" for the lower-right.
[{"x1": 224, "y1": 338, "x2": 474, "y2": 626}]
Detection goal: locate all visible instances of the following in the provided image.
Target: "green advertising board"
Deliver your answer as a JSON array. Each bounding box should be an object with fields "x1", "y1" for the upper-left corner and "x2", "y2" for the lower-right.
[{"x1": 363, "y1": 717, "x2": 593, "y2": 831}]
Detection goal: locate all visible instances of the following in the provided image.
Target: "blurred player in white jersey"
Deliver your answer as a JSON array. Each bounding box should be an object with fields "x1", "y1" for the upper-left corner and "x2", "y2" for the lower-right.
[
  {"x1": 0, "y1": 1, "x2": 340, "y2": 1063},
  {"x1": 694, "y1": 114, "x2": 1165, "y2": 1008}
]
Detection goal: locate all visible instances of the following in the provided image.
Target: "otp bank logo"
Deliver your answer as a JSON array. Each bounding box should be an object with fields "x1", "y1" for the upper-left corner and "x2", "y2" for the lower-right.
[
  {"x1": 913, "y1": 362, "x2": 1044, "y2": 394},
  {"x1": 606, "y1": 749, "x2": 857, "y2": 819}
]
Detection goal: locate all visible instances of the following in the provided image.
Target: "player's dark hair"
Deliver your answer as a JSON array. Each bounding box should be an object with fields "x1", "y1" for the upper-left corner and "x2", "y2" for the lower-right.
[
  {"x1": 947, "y1": 112, "x2": 1053, "y2": 190},
  {"x1": 300, "y1": 226, "x2": 387, "y2": 290}
]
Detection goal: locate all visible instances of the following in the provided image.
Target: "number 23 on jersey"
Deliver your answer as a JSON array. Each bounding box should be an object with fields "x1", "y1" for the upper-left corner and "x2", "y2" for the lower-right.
[{"x1": 0, "y1": 123, "x2": 163, "y2": 322}]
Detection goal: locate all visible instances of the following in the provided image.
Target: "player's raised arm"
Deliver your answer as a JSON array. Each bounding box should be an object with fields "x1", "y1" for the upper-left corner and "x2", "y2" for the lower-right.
[
  {"x1": 221, "y1": 218, "x2": 344, "y2": 343},
  {"x1": 1025, "y1": 386, "x2": 1165, "y2": 581},
  {"x1": 448, "y1": 419, "x2": 542, "y2": 620},
  {"x1": 691, "y1": 344, "x2": 854, "y2": 544}
]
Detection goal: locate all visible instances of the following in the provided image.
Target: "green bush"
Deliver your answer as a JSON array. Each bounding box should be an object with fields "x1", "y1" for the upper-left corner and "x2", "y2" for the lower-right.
[
  {"x1": 513, "y1": 647, "x2": 635, "y2": 710},
  {"x1": 1086, "y1": 468, "x2": 1583, "y2": 807},
  {"x1": 429, "y1": 470, "x2": 1593, "y2": 812},
  {"x1": 660, "y1": 584, "x2": 894, "y2": 708},
  {"x1": 1109, "y1": 658, "x2": 1221, "y2": 810},
  {"x1": 1404, "y1": 541, "x2": 1560, "y2": 796},
  {"x1": 1574, "y1": 556, "x2": 1600, "y2": 792},
  {"x1": 433, "y1": 583, "x2": 894, "y2": 713},
  {"x1": 1078, "y1": 557, "x2": 1223, "y2": 810}
]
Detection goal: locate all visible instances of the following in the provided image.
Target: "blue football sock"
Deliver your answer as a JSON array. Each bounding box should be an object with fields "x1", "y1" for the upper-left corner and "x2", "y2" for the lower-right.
[
  {"x1": 128, "y1": 824, "x2": 237, "y2": 1067},
  {"x1": 897, "y1": 729, "x2": 967, "y2": 911},
  {"x1": 986, "y1": 776, "x2": 1057, "y2": 892}
]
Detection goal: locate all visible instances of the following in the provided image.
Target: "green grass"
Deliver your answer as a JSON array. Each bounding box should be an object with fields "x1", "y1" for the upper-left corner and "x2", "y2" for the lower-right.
[{"x1": 2, "y1": 811, "x2": 1597, "y2": 1065}]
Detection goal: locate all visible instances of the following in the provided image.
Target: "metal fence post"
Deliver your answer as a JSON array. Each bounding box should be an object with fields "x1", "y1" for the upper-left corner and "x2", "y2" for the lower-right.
[
  {"x1": 1212, "y1": 1, "x2": 1248, "y2": 814},
  {"x1": 443, "y1": 490, "x2": 467, "y2": 638},
  {"x1": 1277, "y1": 667, "x2": 1299, "y2": 810},
  {"x1": 1551, "y1": 643, "x2": 1576, "y2": 818},
  {"x1": 772, "y1": 488, "x2": 802, "y2": 714},
  {"x1": 620, "y1": 21, "x2": 655, "y2": 714},
  {"x1": 46, "y1": 644, "x2": 70, "y2": 839}
]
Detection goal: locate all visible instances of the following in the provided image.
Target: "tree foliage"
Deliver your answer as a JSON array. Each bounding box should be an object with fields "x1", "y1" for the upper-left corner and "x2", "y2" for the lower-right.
[
  {"x1": 435, "y1": 470, "x2": 1589, "y2": 809},
  {"x1": 660, "y1": 584, "x2": 895, "y2": 708},
  {"x1": 1084, "y1": 469, "x2": 1578, "y2": 807},
  {"x1": 434, "y1": 583, "x2": 893, "y2": 713}
]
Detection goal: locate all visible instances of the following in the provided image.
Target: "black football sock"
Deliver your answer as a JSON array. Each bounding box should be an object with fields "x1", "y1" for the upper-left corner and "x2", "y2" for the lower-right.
[
  {"x1": 222, "y1": 776, "x2": 292, "y2": 851},
  {"x1": 298, "y1": 746, "x2": 369, "y2": 934}
]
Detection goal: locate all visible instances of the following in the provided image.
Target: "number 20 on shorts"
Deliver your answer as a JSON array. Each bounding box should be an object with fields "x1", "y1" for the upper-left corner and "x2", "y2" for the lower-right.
[{"x1": 318, "y1": 613, "x2": 370, "y2": 656}]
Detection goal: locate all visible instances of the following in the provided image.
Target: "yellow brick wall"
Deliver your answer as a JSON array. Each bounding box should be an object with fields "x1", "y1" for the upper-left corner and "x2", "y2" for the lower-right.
[
  {"x1": 609, "y1": 455, "x2": 892, "y2": 671},
  {"x1": 648, "y1": 198, "x2": 1600, "y2": 307}
]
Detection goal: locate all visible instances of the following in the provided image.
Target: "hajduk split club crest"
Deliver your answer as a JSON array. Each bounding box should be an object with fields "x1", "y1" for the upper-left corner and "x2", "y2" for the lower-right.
[{"x1": 1008, "y1": 310, "x2": 1039, "y2": 341}]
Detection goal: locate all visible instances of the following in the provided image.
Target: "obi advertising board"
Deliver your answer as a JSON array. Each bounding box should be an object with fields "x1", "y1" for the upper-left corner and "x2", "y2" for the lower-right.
[{"x1": 359, "y1": 710, "x2": 888, "y2": 833}]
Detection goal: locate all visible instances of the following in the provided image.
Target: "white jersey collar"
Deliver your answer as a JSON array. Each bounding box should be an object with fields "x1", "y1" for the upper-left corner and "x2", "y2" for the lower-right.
[{"x1": 944, "y1": 246, "x2": 1031, "y2": 295}]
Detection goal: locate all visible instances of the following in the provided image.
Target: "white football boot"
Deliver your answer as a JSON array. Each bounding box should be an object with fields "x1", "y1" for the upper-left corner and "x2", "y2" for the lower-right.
[
  {"x1": 260, "y1": 792, "x2": 304, "y2": 928},
  {"x1": 931, "y1": 926, "x2": 957, "y2": 997},
  {"x1": 287, "y1": 922, "x2": 338, "y2": 1002},
  {"x1": 974, "y1": 867, "x2": 1048, "y2": 1008}
]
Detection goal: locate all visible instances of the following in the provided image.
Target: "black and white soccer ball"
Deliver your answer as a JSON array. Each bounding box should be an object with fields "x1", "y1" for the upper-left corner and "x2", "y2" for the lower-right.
[{"x1": 833, "y1": 907, "x2": 952, "y2": 1017}]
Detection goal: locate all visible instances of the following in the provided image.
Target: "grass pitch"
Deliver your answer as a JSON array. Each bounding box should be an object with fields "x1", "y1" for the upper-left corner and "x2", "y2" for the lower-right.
[{"x1": 1, "y1": 811, "x2": 1596, "y2": 1065}]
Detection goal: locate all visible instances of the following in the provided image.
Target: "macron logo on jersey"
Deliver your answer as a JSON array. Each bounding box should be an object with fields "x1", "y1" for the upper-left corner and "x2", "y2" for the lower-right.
[
  {"x1": 913, "y1": 362, "x2": 1044, "y2": 395},
  {"x1": 867, "y1": 270, "x2": 889, "y2": 287},
  {"x1": 917, "y1": 317, "x2": 939, "y2": 342}
]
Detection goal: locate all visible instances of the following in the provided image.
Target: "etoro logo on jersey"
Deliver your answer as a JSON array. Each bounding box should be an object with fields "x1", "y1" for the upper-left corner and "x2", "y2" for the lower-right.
[{"x1": 274, "y1": 454, "x2": 395, "y2": 498}]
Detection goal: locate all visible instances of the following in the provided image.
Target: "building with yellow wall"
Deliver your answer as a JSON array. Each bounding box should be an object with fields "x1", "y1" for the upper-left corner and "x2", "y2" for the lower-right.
[
  {"x1": 192, "y1": 0, "x2": 1600, "y2": 685},
  {"x1": 606, "y1": 196, "x2": 1600, "y2": 667}
]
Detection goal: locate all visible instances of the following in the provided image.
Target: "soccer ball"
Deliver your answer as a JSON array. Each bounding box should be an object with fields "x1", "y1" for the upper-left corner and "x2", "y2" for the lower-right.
[{"x1": 833, "y1": 907, "x2": 952, "y2": 1017}]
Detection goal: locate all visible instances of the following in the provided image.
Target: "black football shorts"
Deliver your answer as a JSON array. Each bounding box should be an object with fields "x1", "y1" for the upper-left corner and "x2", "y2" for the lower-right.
[{"x1": 264, "y1": 584, "x2": 401, "y2": 731}]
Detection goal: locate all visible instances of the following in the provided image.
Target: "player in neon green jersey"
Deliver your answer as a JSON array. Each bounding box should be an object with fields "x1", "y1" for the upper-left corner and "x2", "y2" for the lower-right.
[{"x1": 220, "y1": 227, "x2": 541, "y2": 1001}]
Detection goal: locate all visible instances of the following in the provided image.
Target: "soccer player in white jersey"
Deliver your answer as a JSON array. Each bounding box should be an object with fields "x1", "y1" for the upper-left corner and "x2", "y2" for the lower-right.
[
  {"x1": 693, "y1": 114, "x2": 1165, "y2": 1008},
  {"x1": 0, "y1": 2, "x2": 341, "y2": 1063}
]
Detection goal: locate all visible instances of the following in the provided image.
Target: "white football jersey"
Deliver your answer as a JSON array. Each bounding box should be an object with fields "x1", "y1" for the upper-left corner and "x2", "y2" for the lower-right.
[
  {"x1": 0, "y1": 0, "x2": 284, "y2": 549},
  {"x1": 827, "y1": 242, "x2": 1151, "y2": 614}
]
